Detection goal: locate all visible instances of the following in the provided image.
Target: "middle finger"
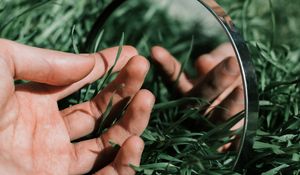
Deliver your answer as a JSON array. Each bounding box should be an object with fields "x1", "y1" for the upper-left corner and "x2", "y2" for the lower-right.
[
  {"x1": 189, "y1": 56, "x2": 240, "y2": 101},
  {"x1": 61, "y1": 56, "x2": 149, "y2": 141},
  {"x1": 68, "y1": 89, "x2": 155, "y2": 175}
]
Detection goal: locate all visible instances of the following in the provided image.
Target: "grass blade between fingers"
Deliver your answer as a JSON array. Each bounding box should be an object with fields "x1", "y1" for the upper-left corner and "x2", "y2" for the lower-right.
[
  {"x1": 174, "y1": 36, "x2": 194, "y2": 89},
  {"x1": 93, "y1": 32, "x2": 125, "y2": 97},
  {"x1": 93, "y1": 29, "x2": 105, "y2": 53}
]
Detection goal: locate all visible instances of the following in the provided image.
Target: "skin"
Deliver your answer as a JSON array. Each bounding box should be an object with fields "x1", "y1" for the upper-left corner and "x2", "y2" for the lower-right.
[
  {"x1": 0, "y1": 39, "x2": 155, "y2": 175},
  {"x1": 0, "y1": 38, "x2": 243, "y2": 175},
  {"x1": 151, "y1": 44, "x2": 245, "y2": 151}
]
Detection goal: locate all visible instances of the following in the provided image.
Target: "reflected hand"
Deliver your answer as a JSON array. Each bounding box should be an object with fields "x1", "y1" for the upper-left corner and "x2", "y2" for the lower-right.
[
  {"x1": 0, "y1": 39, "x2": 155, "y2": 175},
  {"x1": 151, "y1": 43, "x2": 244, "y2": 128}
]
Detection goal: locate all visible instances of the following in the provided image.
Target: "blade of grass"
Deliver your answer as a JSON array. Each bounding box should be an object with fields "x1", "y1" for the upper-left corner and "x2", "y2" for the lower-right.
[
  {"x1": 165, "y1": 109, "x2": 199, "y2": 133},
  {"x1": 269, "y1": 0, "x2": 276, "y2": 47},
  {"x1": 93, "y1": 32, "x2": 125, "y2": 97},
  {"x1": 95, "y1": 90, "x2": 115, "y2": 136},
  {"x1": 153, "y1": 97, "x2": 207, "y2": 111},
  {"x1": 204, "y1": 111, "x2": 245, "y2": 139},
  {"x1": 94, "y1": 33, "x2": 125, "y2": 96},
  {"x1": 174, "y1": 36, "x2": 194, "y2": 88},
  {"x1": 0, "y1": 1, "x2": 57, "y2": 32},
  {"x1": 93, "y1": 29, "x2": 105, "y2": 53},
  {"x1": 71, "y1": 25, "x2": 79, "y2": 54},
  {"x1": 242, "y1": 0, "x2": 251, "y2": 40}
]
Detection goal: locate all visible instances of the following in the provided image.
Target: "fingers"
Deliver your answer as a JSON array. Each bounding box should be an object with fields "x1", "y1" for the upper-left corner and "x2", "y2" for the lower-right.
[
  {"x1": 212, "y1": 86, "x2": 245, "y2": 153},
  {"x1": 53, "y1": 46, "x2": 138, "y2": 100},
  {"x1": 151, "y1": 46, "x2": 193, "y2": 94},
  {"x1": 204, "y1": 76, "x2": 242, "y2": 115},
  {"x1": 210, "y1": 43, "x2": 236, "y2": 60},
  {"x1": 189, "y1": 57, "x2": 240, "y2": 101},
  {"x1": 150, "y1": 44, "x2": 236, "y2": 96},
  {"x1": 0, "y1": 39, "x2": 95, "y2": 86},
  {"x1": 210, "y1": 86, "x2": 245, "y2": 124},
  {"x1": 91, "y1": 56, "x2": 150, "y2": 119},
  {"x1": 195, "y1": 43, "x2": 235, "y2": 80},
  {"x1": 68, "y1": 90, "x2": 154, "y2": 174},
  {"x1": 62, "y1": 56, "x2": 150, "y2": 140},
  {"x1": 0, "y1": 39, "x2": 138, "y2": 99},
  {"x1": 115, "y1": 90, "x2": 155, "y2": 137},
  {"x1": 94, "y1": 136, "x2": 144, "y2": 175}
]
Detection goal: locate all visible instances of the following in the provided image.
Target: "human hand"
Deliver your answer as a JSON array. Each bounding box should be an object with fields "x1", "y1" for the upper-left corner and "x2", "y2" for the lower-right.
[
  {"x1": 0, "y1": 39, "x2": 155, "y2": 175},
  {"x1": 151, "y1": 43, "x2": 244, "y2": 130}
]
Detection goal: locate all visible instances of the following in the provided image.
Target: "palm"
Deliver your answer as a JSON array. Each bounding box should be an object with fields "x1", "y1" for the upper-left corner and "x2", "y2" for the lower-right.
[
  {"x1": 2, "y1": 89, "x2": 70, "y2": 174},
  {"x1": 0, "y1": 39, "x2": 154, "y2": 175}
]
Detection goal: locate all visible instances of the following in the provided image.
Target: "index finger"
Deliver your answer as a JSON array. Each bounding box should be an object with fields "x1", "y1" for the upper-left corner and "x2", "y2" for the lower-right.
[
  {"x1": 0, "y1": 39, "x2": 138, "y2": 100},
  {"x1": 54, "y1": 46, "x2": 138, "y2": 100},
  {"x1": 0, "y1": 39, "x2": 138, "y2": 85}
]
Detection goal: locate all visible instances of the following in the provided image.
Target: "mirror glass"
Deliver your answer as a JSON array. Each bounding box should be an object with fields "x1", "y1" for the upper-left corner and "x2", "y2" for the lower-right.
[{"x1": 95, "y1": 0, "x2": 245, "y2": 172}]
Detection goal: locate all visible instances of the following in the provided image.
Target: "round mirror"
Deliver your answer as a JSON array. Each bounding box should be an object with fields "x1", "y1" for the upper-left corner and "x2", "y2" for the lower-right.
[{"x1": 85, "y1": 0, "x2": 259, "y2": 172}]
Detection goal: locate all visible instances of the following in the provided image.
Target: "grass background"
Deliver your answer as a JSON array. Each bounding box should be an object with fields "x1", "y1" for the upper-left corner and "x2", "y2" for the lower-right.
[{"x1": 1, "y1": 0, "x2": 300, "y2": 174}]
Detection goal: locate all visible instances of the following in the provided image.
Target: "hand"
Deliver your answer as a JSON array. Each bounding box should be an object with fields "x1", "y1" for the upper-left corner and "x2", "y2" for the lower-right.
[
  {"x1": 151, "y1": 43, "x2": 244, "y2": 130},
  {"x1": 0, "y1": 39, "x2": 155, "y2": 175}
]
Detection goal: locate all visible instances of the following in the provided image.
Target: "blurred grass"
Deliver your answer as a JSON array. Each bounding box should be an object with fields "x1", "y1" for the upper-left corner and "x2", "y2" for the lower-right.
[
  {"x1": 1, "y1": 0, "x2": 300, "y2": 174},
  {"x1": 221, "y1": 1, "x2": 300, "y2": 174}
]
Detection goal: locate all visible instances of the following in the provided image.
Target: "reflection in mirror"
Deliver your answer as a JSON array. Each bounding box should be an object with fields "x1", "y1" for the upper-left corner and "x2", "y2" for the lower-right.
[{"x1": 94, "y1": 0, "x2": 245, "y2": 173}]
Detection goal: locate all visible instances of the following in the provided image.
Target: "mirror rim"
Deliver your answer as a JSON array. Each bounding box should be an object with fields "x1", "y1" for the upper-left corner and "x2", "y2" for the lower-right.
[
  {"x1": 84, "y1": 0, "x2": 259, "y2": 171},
  {"x1": 199, "y1": 0, "x2": 259, "y2": 170}
]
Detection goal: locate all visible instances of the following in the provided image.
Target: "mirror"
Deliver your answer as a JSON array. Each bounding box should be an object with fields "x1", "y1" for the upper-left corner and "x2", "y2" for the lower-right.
[{"x1": 85, "y1": 0, "x2": 258, "y2": 173}]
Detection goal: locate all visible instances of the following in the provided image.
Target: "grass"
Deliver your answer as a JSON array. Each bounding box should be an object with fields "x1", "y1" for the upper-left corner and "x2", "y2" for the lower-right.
[{"x1": 1, "y1": 0, "x2": 300, "y2": 174}]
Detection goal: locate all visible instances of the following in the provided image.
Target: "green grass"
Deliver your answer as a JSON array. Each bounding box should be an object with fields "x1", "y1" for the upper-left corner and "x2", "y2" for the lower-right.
[{"x1": 1, "y1": 0, "x2": 300, "y2": 174}]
